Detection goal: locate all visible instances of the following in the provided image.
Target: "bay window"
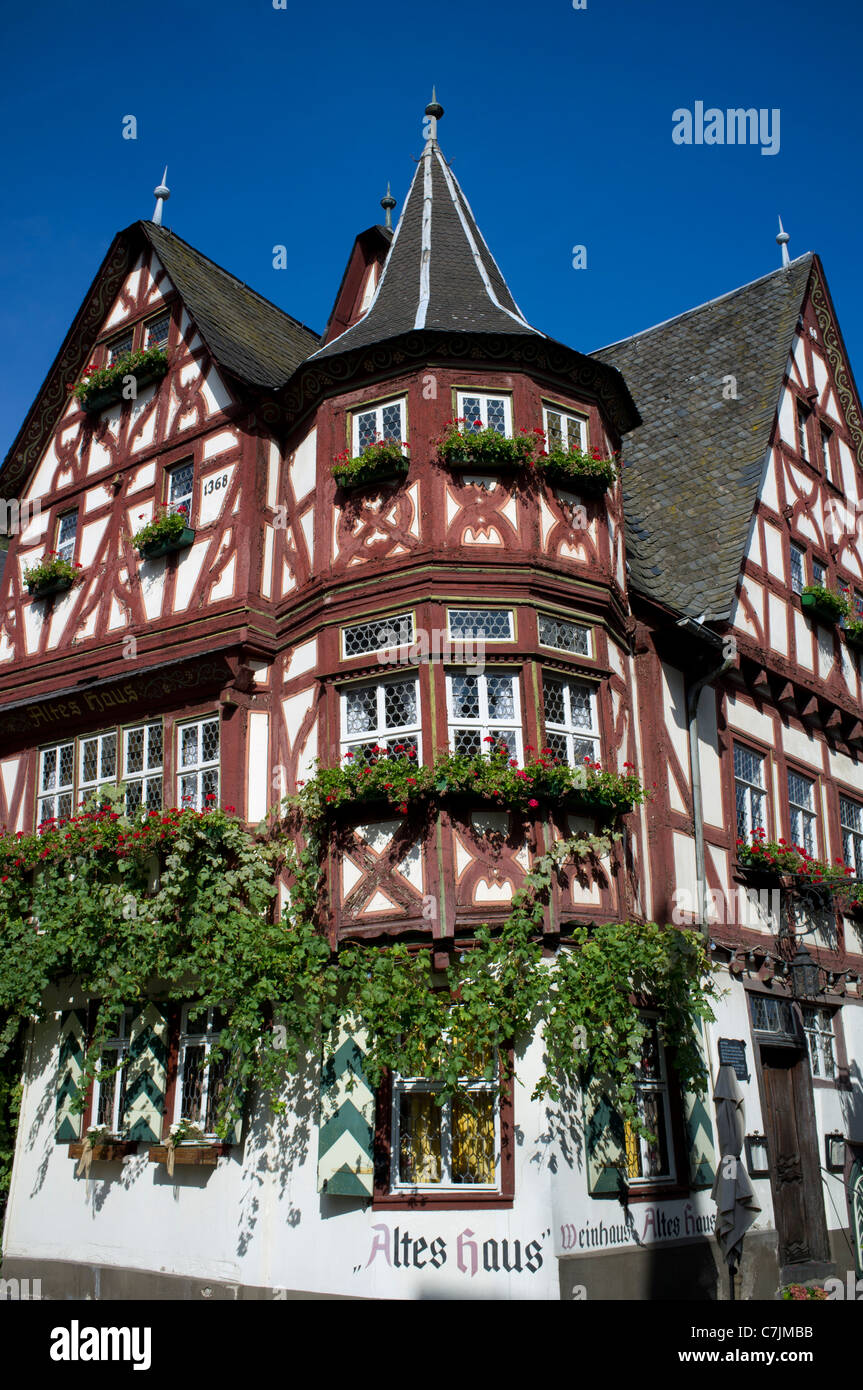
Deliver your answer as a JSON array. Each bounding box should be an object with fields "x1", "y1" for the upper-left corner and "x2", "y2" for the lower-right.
[
  {"x1": 446, "y1": 669, "x2": 523, "y2": 760},
  {"x1": 542, "y1": 675, "x2": 599, "y2": 766},
  {"x1": 341, "y1": 676, "x2": 421, "y2": 761},
  {"x1": 456, "y1": 391, "x2": 511, "y2": 436},
  {"x1": 351, "y1": 397, "x2": 406, "y2": 454}
]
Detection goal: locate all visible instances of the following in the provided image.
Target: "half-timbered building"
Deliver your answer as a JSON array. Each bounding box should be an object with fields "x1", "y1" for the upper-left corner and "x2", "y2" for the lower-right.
[{"x1": 1, "y1": 102, "x2": 862, "y2": 1300}]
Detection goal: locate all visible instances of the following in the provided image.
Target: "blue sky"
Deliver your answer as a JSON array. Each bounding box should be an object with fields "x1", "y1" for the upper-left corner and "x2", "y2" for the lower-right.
[{"x1": 2, "y1": 0, "x2": 862, "y2": 453}]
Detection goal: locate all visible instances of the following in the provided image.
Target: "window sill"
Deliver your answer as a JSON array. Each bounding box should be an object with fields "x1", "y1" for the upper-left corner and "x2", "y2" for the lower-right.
[{"x1": 374, "y1": 1190, "x2": 514, "y2": 1211}]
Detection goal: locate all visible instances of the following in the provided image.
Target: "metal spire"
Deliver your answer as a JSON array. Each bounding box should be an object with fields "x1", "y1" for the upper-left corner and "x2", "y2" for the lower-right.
[
  {"x1": 380, "y1": 181, "x2": 396, "y2": 230},
  {"x1": 152, "y1": 168, "x2": 170, "y2": 226},
  {"x1": 776, "y1": 215, "x2": 790, "y2": 268},
  {"x1": 424, "y1": 87, "x2": 444, "y2": 143}
]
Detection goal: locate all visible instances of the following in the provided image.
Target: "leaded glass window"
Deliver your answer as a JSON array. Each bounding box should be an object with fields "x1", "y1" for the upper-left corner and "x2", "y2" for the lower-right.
[
  {"x1": 623, "y1": 1018, "x2": 675, "y2": 1184},
  {"x1": 447, "y1": 608, "x2": 513, "y2": 642},
  {"x1": 144, "y1": 312, "x2": 171, "y2": 351},
  {"x1": 37, "y1": 741, "x2": 74, "y2": 825},
  {"x1": 456, "y1": 391, "x2": 511, "y2": 437},
  {"x1": 788, "y1": 770, "x2": 817, "y2": 857},
  {"x1": 106, "y1": 330, "x2": 133, "y2": 365},
  {"x1": 342, "y1": 612, "x2": 413, "y2": 659},
  {"x1": 79, "y1": 732, "x2": 118, "y2": 808},
  {"x1": 56, "y1": 511, "x2": 78, "y2": 565},
  {"x1": 168, "y1": 460, "x2": 194, "y2": 521},
  {"x1": 175, "y1": 1006, "x2": 227, "y2": 1136},
  {"x1": 734, "y1": 743, "x2": 766, "y2": 840},
  {"x1": 446, "y1": 669, "x2": 522, "y2": 761},
  {"x1": 790, "y1": 543, "x2": 805, "y2": 595},
  {"x1": 123, "y1": 722, "x2": 163, "y2": 813},
  {"x1": 749, "y1": 993, "x2": 796, "y2": 1037},
  {"x1": 93, "y1": 1008, "x2": 133, "y2": 1134},
  {"x1": 351, "y1": 397, "x2": 406, "y2": 455},
  {"x1": 542, "y1": 404, "x2": 586, "y2": 453},
  {"x1": 177, "y1": 717, "x2": 220, "y2": 810},
  {"x1": 543, "y1": 675, "x2": 599, "y2": 766},
  {"x1": 341, "y1": 677, "x2": 421, "y2": 761},
  {"x1": 802, "y1": 1006, "x2": 836, "y2": 1079},
  {"x1": 840, "y1": 796, "x2": 863, "y2": 878},
  {"x1": 537, "y1": 614, "x2": 591, "y2": 655},
  {"x1": 392, "y1": 1061, "x2": 499, "y2": 1190}
]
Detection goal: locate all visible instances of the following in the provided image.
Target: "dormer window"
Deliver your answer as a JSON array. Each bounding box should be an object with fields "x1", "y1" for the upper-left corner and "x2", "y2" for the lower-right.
[
  {"x1": 56, "y1": 510, "x2": 78, "y2": 565},
  {"x1": 796, "y1": 399, "x2": 811, "y2": 461},
  {"x1": 352, "y1": 397, "x2": 406, "y2": 455},
  {"x1": 106, "y1": 331, "x2": 133, "y2": 366},
  {"x1": 542, "y1": 405, "x2": 586, "y2": 453},
  {"x1": 144, "y1": 312, "x2": 171, "y2": 351},
  {"x1": 167, "y1": 460, "x2": 194, "y2": 522},
  {"x1": 457, "y1": 392, "x2": 511, "y2": 437}
]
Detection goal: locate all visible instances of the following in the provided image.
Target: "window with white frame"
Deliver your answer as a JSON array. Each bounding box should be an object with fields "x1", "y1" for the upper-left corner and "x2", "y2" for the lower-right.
[
  {"x1": 351, "y1": 397, "x2": 406, "y2": 454},
  {"x1": 106, "y1": 330, "x2": 133, "y2": 365},
  {"x1": 543, "y1": 675, "x2": 599, "y2": 766},
  {"x1": 167, "y1": 460, "x2": 194, "y2": 522},
  {"x1": 821, "y1": 425, "x2": 833, "y2": 483},
  {"x1": 341, "y1": 676, "x2": 421, "y2": 762},
  {"x1": 538, "y1": 613, "x2": 591, "y2": 656},
  {"x1": 342, "y1": 612, "x2": 414, "y2": 660},
  {"x1": 123, "y1": 722, "x2": 163, "y2": 813},
  {"x1": 789, "y1": 543, "x2": 805, "y2": 595},
  {"x1": 93, "y1": 1008, "x2": 133, "y2": 1133},
  {"x1": 175, "y1": 1006, "x2": 227, "y2": 1137},
  {"x1": 446, "y1": 669, "x2": 523, "y2": 760},
  {"x1": 788, "y1": 770, "x2": 817, "y2": 857},
  {"x1": 391, "y1": 1058, "x2": 499, "y2": 1190},
  {"x1": 734, "y1": 743, "x2": 766, "y2": 839},
  {"x1": 840, "y1": 796, "x2": 863, "y2": 878},
  {"x1": 177, "y1": 717, "x2": 220, "y2": 810},
  {"x1": 447, "y1": 608, "x2": 513, "y2": 642},
  {"x1": 542, "y1": 404, "x2": 586, "y2": 454},
  {"x1": 56, "y1": 511, "x2": 78, "y2": 565},
  {"x1": 796, "y1": 400, "x2": 811, "y2": 460},
  {"x1": 144, "y1": 312, "x2": 171, "y2": 351},
  {"x1": 802, "y1": 1006, "x2": 836, "y2": 1080},
  {"x1": 37, "y1": 741, "x2": 74, "y2": 825},
  {"x1": 456, "y1": 391, "x2": 511, "y2": 436},
  {"x1": 79, "y1": 731, "x2": 118, "y2": 807},
  {"x1": 623, "y1": 1018, "x2": 675, "y2": 1184}
]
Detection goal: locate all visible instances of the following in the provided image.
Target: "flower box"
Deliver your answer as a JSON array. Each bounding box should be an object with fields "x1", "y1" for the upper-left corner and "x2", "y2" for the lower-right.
[
  {"x1": 333, "y1": 458, "x2": 410, "y2": 491},
  {"x1": 148, "y1": 1143, "x2": 221, "y2": 1167},
  {"x1": 76, "y1": 349, "x2": 168, "y2": 414},
  {"x1": 537, "y1": 447, "x2": 618, "y2": 494},
  {"x1": 332, "y1": 441, "x2": 410, "y2": 491},
  {"x1": 843, "y1": 621, "x2": 863, "y2": 651},
  {"x1": 26, "y1": 575, "x2": 74, "y2": 600},
  {"x1": 563, "y1": 794, "x2": 634, "y2": 818},
  {"x1": 437, "y1": 423, "x2": 535, "y2": 473},
  {"x1": 137, "y1": 526, "x2": 195, "y2": 560},
  {"x1": 801, "y1": 587, "x2": 847, "y2": 625},
  {"x1": 69, "y1": 1140, "x2": 137, "y2": 1163}
]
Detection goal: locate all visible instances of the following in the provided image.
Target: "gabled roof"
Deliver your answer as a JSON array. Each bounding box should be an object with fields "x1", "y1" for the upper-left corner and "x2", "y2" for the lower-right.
[
  {"x1": 1, "y1": 222, "x2": 321, "y2": 495},
  {"x1": 313, "y1": 138, "x2": 542, "y2": 358},
  {"x1": 594, "y1": 254, "x2": 815, "y2": 622},
  {"x1": 142, "y1": 223, "x2": 320, "y2": 387}
]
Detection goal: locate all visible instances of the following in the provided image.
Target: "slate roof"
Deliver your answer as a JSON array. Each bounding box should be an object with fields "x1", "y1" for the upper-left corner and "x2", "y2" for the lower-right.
[
  {"x1": 313, "y1": 139, "x2": 541, "y2": 358},
  {"x1": 142, "y1": 223, "x2": 321, "y2": 387},
  {"x1": 593, "y1": 254, "x2": 814, "y2": 622}
]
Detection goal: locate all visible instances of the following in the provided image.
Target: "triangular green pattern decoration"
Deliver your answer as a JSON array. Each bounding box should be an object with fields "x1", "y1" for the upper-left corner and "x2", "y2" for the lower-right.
[
  {"x1": 683, "y1": 1022, "x2": 716, "y2": 1189},
  {"x1": 584, "y1": 1079, "x2": 627, "y2": 1197},
  {"x1": 55, "y1": 1008, "x2": 86, "y2": 1142},
  {"x1": 123, "y1": 1002, "x2": 168, "y2": 1142},
  {"x1": 317, "y1": 1016, "x2": 374, "y2": 1198}
]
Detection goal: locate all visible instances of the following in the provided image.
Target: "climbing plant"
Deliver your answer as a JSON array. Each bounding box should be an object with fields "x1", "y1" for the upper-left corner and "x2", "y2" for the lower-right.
[{"x1": 0, "y1": 777, "x2": 715, "y2": 1176}]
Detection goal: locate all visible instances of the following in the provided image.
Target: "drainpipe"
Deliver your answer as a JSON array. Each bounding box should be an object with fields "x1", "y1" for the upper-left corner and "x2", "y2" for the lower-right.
[{"x1": 680, "y1": 620, "x2": 734, "y2": 938}]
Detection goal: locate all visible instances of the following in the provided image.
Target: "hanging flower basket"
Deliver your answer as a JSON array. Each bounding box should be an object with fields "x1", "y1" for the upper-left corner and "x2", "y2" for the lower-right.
[
  {"x1": 436, "y1": 421, "x2": 536, "y2": 472},
  {"x1": 133, "y1": 506, "x2": 195, "y2": 559},
  {"x1": 801, "y1": 585, "x2": 848, "y2": 625},
  {"x1": 23, "y1": 554, "x2": 81, "y2": 599},
  {"x1": 535, "y1": 444, "x2": 619, "y2": 493},
  {"x1": 75, "y1": 347, "x2": 169, "y2": 413},
  {"x1": 332, "y1": 440, "x2": 410, "y2": 491}
]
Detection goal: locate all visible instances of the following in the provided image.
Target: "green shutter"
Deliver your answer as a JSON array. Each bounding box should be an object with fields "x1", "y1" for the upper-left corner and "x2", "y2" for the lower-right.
[
  {"x1": 123, "y1": 1002, "x2": 168, "y2": 1143},
  {"x1": 317, "y1": 1017, "x2": 375, "y2": 1198},
  {"x1": 584, "y1": 1081, "x2": 627, "y2": 1197},
  {"x1": 683, "y1": 1022, "x2": 716, "y2": 1189},
  {"x1": 55, "y1": 1008, "x2": 87, "y2": 1142}
]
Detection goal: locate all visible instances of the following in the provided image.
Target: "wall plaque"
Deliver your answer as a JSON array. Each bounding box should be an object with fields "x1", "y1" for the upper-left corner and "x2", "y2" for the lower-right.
[{"x1": 718, "y1": 1037, "x2": 750, "y2": 1081}]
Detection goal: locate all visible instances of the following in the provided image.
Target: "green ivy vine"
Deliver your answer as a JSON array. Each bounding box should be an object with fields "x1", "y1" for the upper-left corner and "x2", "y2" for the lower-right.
[{"x1": 0, "y1": 783, "x2": 715, "y2": 1194}]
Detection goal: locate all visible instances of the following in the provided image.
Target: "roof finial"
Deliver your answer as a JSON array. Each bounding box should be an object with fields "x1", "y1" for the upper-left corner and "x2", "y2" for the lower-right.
[
  {"x1": 380, "y1": 181, "x2": 396, "y2": 230},
  {"x1": 776, "y1": 215, "x2": 790, "y2": 268},
  {"x1": 424, "y1": 87, "x2": 444, "y2": 144},
  {"x1": 152, "y1": 167, "x2": 170, "y2": 226}
]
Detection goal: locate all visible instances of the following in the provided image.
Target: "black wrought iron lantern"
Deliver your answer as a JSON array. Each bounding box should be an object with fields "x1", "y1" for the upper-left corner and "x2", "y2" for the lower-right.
[{"x1": 789, "y1": 940, "x2": 820, "y2": 999}]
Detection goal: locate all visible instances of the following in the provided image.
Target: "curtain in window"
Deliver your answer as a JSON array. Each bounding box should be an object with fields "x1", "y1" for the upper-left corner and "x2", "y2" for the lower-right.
[{"x1": 452, "y1": 1094, "x2": 495, "y2": 1184}]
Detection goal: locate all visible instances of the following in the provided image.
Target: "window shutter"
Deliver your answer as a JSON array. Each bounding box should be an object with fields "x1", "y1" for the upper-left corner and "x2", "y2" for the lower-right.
[
  {"x1": 55, "y1": 1008, "x2": 87, "y2": 1142},
  {"x1": 683, "y1": 1024, "x2": 716, "y2": 1189},
  {"x1": 584, "y1": 1080, "x2": 627, "y2": 1197},
  {"x1": 123, "y1": 1002, "x2": 169, "y2": 1142},
  {"x1": 317, "y1": 1017, "x2": 375, "y2": 1198}
]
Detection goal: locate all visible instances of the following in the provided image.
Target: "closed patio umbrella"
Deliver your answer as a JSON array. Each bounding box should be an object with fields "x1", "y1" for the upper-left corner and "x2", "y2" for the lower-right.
[{"x1": 712, "y1": 1063, "x2": 761, "y2": 1300}]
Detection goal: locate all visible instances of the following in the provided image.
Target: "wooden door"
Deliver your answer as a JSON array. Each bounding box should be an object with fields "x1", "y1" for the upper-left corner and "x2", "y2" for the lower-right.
[{"x1": 760, "y1": 1047, "x2": 829, "y2": 1268}]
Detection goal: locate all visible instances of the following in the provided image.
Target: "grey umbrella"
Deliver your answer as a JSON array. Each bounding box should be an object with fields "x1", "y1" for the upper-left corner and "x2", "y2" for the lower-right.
[{"x1": 711, "y1": 1064, "x2": 761, "y2": 1300}]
